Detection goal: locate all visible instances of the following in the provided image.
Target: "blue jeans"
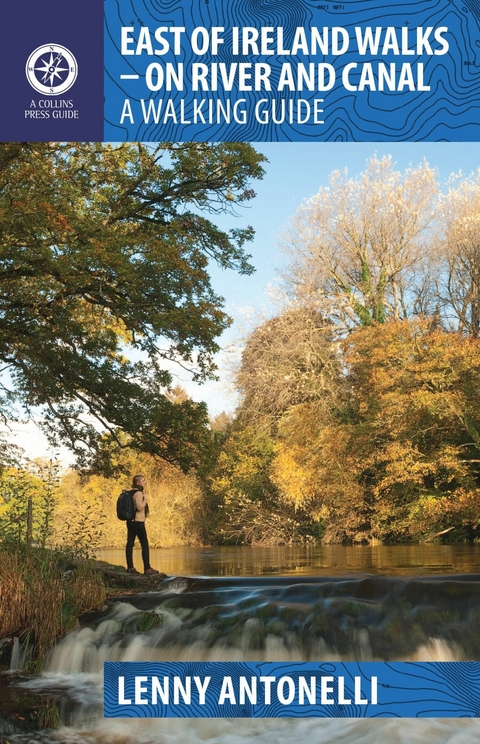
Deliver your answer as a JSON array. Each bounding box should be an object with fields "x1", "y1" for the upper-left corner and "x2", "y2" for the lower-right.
[{"x1": 126, "y1": 521, "x2": 150, "y2": 571}]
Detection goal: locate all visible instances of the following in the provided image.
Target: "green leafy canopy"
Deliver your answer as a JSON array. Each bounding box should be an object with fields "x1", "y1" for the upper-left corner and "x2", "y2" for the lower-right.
[{"x1": 0, "y1": 142, "x2": 266, "y2": 470}]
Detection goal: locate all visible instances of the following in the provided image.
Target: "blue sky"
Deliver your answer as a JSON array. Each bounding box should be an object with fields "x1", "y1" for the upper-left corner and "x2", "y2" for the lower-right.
[{"x1": 10, "y1": 142, "x2": 480, "y2": 463}]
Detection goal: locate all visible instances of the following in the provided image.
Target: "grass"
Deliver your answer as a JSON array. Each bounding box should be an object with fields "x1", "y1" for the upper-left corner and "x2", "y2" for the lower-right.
[
  {"x1": 136, "y1": 612, "x2": 164, "y2": 632},
  {"x1": 36, "y1": 697, "x2": 61, "y2": 730},
  {"x1": 0, "y1": 546, "x2": 107, "y2": 669}
]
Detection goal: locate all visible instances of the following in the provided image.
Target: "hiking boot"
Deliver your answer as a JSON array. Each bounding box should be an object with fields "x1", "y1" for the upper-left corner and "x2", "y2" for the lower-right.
[
  {"x1": 126, "y1": 567, "x2": 140, "y2": 574},
  {"x1": 144, "y1": 567, "x2": 160, "y2": 575}
]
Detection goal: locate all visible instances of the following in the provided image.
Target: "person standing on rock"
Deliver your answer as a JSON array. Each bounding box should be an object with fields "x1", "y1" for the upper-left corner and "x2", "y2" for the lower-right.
[{"x1": 126, "y1": 475, "x2": 160, "y2": 576}]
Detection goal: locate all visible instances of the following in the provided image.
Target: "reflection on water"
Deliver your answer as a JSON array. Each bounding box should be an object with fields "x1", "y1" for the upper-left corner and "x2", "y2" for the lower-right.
[{"x1": 97, "y1": 544, "x2": 480, "y2": 577}]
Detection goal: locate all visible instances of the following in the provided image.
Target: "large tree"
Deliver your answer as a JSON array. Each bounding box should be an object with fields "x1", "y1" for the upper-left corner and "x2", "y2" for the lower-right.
[
  {"x1": 0, "y1": 142, "x2": 265, "y2": 469},
  {"x1": 270, "y1": 320, "x2": 480, "y2": 543},
  {"x1": 236, "y1": 307, "x2": 341, "y2": 430},
  {"x1": 282, "y1": 155, "x2": 437, "y2": 328},
  {"x1": 344, "y1": 320, "x2": 480, "y2": 541}
]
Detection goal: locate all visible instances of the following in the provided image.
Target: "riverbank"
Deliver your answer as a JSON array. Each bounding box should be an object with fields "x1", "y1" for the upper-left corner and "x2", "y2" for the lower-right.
[
  {"x1": 93, "y1": 559, "x2": 167, "y2": 591},
  {"x1": 0, "y1": 549, "x2": 171, "y2": 675},
  {"x1": 0, "y1": 553, "x2": 171, "y2": 739}
]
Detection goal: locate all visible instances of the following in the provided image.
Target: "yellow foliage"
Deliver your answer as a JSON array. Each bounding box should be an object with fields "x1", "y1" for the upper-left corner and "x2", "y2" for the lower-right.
[
  {"x1": 55, "y1": 455, "x2": 208, "y2": 550},
  {"x1": 271, "y1": 404, "x2": 365, "y2": 542}
]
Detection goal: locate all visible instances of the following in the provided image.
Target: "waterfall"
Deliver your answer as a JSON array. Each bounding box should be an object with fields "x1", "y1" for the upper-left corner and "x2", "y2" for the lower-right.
[
  {"x1": 4, "y1": 573, "x2": 480, "y2": 742},
  {"x1": 9, "y1": 637, "x2": 28, "y2": 672}
]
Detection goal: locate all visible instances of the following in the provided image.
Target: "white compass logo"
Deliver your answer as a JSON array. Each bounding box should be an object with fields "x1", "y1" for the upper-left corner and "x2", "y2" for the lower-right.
[{"x1": 26, "y1": 44, "x2": 78, "y2": 95}]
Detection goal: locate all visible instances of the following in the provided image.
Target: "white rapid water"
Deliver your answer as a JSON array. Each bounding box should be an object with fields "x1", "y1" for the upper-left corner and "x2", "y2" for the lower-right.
[
  {"x1": 8, "y1": 712, "x2": 480, "y2": 744},
  {"x1": 13, "y1": 605, "x2": 471, "y2": 743}
]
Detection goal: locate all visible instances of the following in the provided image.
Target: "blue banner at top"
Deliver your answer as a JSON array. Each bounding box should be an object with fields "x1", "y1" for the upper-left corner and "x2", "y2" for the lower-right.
[
  {"x1": 2, "y1": 0, "x2": 480, "y2": 140},
  {"x1": 105, "y1": 0, "x2": 480, "y2": 141}
]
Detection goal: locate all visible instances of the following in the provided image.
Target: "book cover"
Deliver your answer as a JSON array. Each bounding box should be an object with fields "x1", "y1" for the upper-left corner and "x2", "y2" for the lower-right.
[{"x1": 1, "y1": 1, "x2": 480, "y2": 742}]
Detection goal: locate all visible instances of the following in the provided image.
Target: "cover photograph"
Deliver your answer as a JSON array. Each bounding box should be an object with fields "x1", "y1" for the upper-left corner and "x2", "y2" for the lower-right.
[{"x1": 1, "y1": 0, "x2": 480, "y2": 742}]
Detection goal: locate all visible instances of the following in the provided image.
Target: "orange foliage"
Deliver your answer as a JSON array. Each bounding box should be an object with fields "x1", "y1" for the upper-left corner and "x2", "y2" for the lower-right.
[
  {"x1": 268, "y1": 320, "x2": 480, "y2": 543},
  {"x1": 344, "y1": 320, "x2": 480, "y2": 540}
]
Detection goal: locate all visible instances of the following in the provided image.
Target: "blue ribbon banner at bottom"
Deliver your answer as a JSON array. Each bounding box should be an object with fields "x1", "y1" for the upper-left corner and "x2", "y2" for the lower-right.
[{"x1": 104, "y1": 661, "x2": 480, "y2": 718}]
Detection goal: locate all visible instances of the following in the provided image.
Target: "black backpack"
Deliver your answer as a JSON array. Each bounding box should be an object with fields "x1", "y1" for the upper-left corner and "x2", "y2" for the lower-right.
[{"x1": 116, "y1": 489, "x2": 136, "y2": 521}]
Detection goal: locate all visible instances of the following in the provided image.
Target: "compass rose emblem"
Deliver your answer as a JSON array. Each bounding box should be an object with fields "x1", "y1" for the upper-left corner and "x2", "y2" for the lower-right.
[{"x1": 26, "y1": 44, "x2": 78, "y2": 95}]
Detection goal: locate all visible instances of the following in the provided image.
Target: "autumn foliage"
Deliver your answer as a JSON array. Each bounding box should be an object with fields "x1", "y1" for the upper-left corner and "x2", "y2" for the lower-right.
[
  {"x1": 4, "y1": 151, "x2": 480, "y2": 546},
  {"x1": 341, "y1": 321, "x2": 480, "y2": 540},
  {"x1": 210, "y1": 156, "x2": 480, "y2": 544},
  {"x1": 214, "y1": 318, "x2": 480, "y2": 544}
]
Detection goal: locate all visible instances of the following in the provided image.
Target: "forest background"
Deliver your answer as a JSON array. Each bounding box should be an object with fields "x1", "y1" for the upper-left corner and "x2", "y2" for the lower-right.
[{"x1": 2, "y1": 142, "x2": 480, "y2": 552}]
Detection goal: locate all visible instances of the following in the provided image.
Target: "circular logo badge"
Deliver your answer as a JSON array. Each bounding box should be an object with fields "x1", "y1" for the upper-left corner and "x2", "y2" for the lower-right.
[{"x1": 26, "y1": 44, "x2": 78, "y2": 95}]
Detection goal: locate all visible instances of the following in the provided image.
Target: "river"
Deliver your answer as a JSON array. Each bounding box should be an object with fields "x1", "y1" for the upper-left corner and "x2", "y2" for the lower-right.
[
  {"x1": 97, "y1": 543, "x2": 480, "y2": 576},
  {"x1": 3, "y1": 545, "x2": 480, "y2": 743}
]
